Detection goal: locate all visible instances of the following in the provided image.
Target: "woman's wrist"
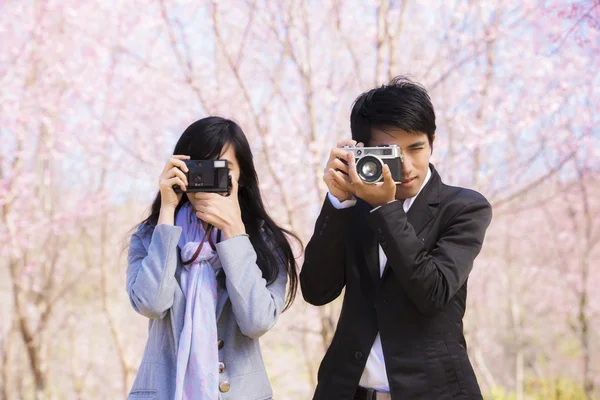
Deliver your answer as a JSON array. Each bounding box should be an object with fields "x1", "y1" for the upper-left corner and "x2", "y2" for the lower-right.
[
  {"x1": 158, "y1": 205, "x2": 176, "y2": 225},
  {"x1": 222, "y1": 220, "x2": 246, "y2": 240}
]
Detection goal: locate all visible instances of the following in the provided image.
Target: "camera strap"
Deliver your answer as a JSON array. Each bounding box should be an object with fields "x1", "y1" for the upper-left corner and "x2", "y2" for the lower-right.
[{"x1": 182, "y1": 224, "x2": 215, "y2": 265}]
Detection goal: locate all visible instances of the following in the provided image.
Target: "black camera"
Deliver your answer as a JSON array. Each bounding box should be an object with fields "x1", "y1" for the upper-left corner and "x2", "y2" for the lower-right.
[
  {"x1": 343, "y1": 145, "x2": 404, "y2": 184},
  {"x1": 173, "y1": 159, "x2": 232, "y2": 193}
]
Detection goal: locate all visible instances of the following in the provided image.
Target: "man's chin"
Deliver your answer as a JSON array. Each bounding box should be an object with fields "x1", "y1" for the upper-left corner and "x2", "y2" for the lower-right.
[{"x1": 395, "y1": 186, "x2": 419, "y2": 200}]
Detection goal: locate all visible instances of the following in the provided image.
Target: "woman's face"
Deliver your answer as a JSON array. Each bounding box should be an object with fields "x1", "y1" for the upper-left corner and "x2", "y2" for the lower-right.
[{"x1": 186, "y1": 144, "x2": 241, "y2": 209}]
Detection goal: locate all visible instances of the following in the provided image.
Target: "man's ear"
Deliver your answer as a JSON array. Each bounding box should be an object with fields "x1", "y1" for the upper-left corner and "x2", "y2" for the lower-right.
[{"x1": 430, "y1": 134, "x2": 436, "y2": 154}]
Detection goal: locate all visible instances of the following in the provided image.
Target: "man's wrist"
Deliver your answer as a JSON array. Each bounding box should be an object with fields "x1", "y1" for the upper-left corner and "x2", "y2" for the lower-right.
[
  {"x1": 328, "y1": 192, "x2": 357, "y2": 209},
  {"x1": 369, "y1": 198, "x2": 396, "y2": 208}
]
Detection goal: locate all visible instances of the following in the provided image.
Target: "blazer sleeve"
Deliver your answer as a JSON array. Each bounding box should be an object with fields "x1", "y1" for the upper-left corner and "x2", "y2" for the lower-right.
[
  {"x1": 367, "y1": 192, "x2": 492, "y2": 316},
  {"x1": 216, "y1": 232, "x2": 288, "y2": 339},
  {"x1": 126, "y1": 224, "x2": 182, "y2": 319},
  {"x1": 300, "y1": 196, "x2": 354, "y2": 306}
]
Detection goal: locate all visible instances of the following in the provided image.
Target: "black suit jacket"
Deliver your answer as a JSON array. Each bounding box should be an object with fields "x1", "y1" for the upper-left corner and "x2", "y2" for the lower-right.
[{"x1": 300, "y1": 165, "x2": 492, "y2": 400}]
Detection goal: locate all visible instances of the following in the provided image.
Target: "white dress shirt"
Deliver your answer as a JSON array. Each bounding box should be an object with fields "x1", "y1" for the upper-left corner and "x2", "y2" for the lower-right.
[{"x1": 327, "y1": 166, "x2": 432, "y2": 391}]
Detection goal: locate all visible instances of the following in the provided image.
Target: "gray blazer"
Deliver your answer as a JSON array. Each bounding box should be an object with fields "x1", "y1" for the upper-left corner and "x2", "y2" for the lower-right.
[{"x1": 126, "y1": 223, "x2": 287, "y2": 400}]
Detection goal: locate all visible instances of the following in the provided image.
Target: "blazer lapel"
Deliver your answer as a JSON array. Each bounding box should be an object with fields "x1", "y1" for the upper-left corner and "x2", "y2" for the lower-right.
[
  {"x1": 356, "y1": 199, "x2": 381, "y2": 287},
  {"x1": 215, "y1": 278, "x2": 230, "y2": 321},
  {"x1": 172, "y1": 256, "x2": 185, "y2": 349},
  {"x1": 406, "y1": 164, "x2": 441, "y2": 236}
]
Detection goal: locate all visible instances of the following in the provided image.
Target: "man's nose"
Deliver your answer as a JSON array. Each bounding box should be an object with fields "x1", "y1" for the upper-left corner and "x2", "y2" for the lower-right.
[{"x1": 401, "y1": 155, "x2": 412, "y2": 173}]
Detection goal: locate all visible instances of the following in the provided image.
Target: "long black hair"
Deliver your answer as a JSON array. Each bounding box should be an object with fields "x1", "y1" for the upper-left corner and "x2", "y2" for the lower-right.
[{"x1": 139, "y1": 116, "x2": 300, "y2": 310}]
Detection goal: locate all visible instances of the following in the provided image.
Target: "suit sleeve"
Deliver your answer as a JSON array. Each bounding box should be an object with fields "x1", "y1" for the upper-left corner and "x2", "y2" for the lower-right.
[
  {"x1": 367, "y1": 193, "x2": 492, "y2": 316},
  {"x1": 300, "y1": 196, "x2": 354, "y2": 306}
]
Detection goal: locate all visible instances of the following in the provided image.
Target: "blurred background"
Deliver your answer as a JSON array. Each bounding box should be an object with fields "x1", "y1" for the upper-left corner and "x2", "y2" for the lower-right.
[{"x1": 1, "y1": 0, "x2": 599, "y2": 399}]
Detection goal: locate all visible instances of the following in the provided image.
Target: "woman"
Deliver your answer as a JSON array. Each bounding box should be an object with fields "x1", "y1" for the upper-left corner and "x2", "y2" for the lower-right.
[{"x1": 126, "y1": 117, "x2": 299, "y2": 400}]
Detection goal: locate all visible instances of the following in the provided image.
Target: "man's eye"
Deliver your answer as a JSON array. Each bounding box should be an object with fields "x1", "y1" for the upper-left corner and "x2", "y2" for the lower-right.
[{"x1": 411, "y1": 147, "x2": 424, "y2": 151}]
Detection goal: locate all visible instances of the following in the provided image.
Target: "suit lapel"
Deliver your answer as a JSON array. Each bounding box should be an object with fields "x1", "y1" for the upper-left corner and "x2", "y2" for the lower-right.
[
  {"x1": 407, "y1": 164, "x2": 441, "y2": 236},
  {"x1": 381, "y1": 164, "x2": 442, "y2": 279},
  {"x1": 356, "y1": 199, "x2": 381, "y2": 287}
]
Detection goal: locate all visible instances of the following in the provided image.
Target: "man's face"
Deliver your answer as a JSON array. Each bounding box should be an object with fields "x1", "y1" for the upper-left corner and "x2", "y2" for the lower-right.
[{"x1": 368, "y1": 127, "x2": 434, "y2": 200}]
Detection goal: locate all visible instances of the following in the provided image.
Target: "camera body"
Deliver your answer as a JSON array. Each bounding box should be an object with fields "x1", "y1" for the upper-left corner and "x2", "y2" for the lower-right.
[
  {"x1": 173, "y1": 159, "x2": 232, "y2": 193},
  {"x1": 343, "y1": 145, "x2": 404, "y2": 184}
]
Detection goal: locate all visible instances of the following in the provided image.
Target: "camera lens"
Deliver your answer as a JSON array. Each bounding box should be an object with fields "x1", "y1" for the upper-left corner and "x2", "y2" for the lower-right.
[
  {"x1": 360, "y1": 161, "x2": 378, "y2": 177},
  {"x1": 356, "y1": 155, "x2": 383, "y2": 184}
]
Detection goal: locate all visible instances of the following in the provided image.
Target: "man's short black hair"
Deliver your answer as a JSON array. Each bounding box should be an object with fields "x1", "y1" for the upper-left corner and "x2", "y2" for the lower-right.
[{"x1": 350, "y1": 75, "x2": 436, "y2": 147}]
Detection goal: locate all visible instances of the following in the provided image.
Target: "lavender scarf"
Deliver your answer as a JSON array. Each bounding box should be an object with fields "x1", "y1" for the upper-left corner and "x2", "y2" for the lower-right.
[{"x1": 174, "y1": 202, "x2": 221, "y2": 400}]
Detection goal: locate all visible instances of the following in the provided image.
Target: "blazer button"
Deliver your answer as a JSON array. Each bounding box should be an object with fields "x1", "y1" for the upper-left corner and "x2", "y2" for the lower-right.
[
  {"x1": 322, "y1": 222, "x2": 328, "y2": 229},
  {"x1": 325, "y1": 215, "x2": 330, "y2": 222},
  {"x1": 355, "y1": 351, "x2": 364, "y2": 361},
  {"x1": 319, "y1": 230, "x2": 325, "y2": 236},
  {"x1": 218, "y1": 339, "x2": 224, "y2": 350},
  {"x1": 219, "y1": 381, "x2": 231, "y2": 393},
  {"x1": 377, "y1": 228, "x2": 382, "y2": 234},
  {"x1": 218, "y1": 362, "x2": 225, "y2": 373}
]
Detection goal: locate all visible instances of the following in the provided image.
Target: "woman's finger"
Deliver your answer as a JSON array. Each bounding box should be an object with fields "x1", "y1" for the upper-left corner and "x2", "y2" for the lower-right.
[
  {"x1": 164, "y1": 176, "x2": 186, "y2": 192},
  {"x1": 169, "y1": 167, "x2": 188, "y2": 186},
  {"x1": 169, "y1": 158, "x2": 189, "y2": 173},
  {"x1": 229, "y1": 175, "x2": 238, "y2": 197}
]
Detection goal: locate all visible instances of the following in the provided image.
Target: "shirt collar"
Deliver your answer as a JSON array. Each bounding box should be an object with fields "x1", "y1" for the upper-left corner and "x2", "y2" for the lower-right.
[{"x1": 403, "y1": 166, "x2": 432, "y2": 213}]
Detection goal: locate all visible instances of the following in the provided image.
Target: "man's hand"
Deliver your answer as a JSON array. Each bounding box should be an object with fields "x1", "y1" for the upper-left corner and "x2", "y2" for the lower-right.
[
  {"x1": 331, "y1": 152, "x2": 397, "y2": 208},
  {"x1": 323, "y1": 140, "x2": 364, "y2": 202}
]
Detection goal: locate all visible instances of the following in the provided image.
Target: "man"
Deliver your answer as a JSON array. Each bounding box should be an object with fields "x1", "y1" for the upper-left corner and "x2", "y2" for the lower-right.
[{"x1": 300, "y1": 76, "x2": 492, "y2": 400}]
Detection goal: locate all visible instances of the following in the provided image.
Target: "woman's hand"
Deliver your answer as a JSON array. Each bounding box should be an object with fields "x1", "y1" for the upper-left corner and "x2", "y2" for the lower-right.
[
  {"x1": 157, "y1": 155, "x2": 189, "y2": 225},
  {"x1": 159, "y1": 155, "x2": 190, "y2": 210},
  {"x1": 191, "y1": 176, "x2": 246, "y2": 239}
]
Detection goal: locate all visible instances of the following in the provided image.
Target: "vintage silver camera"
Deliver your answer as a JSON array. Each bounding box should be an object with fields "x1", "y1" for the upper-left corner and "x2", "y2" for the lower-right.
[{"x1": 343, "y1": 145, "x2": 404, "y2": 184}]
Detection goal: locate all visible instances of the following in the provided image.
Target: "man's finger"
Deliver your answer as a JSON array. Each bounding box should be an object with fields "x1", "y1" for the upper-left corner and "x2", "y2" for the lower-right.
[
  {"x1": 347, "y1": 152, "x2": 362, "y2": 186},
  {"x1": 330, "y1": 169, "x2": 353, "y2": 192},
  {"x1": 329, "y1": 147, "x2": 351, "y2": 163},
  {"x1": 382, "y1": 164, "x2": 396, "y2": 189},
  {"x1": 336, "y1": 139, "x2": 357, "y2": 148},
  {"x1": 331, "y1": 158, "x2": 350, "y2": 175}
]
